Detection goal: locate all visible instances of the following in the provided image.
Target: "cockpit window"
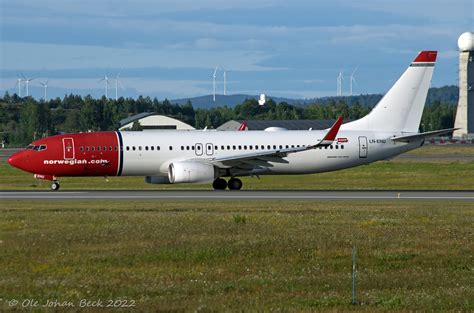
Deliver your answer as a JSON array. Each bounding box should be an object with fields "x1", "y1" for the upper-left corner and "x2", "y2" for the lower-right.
[{"x1": 29, "y1": 145, "x2": 47, "y2": 151}]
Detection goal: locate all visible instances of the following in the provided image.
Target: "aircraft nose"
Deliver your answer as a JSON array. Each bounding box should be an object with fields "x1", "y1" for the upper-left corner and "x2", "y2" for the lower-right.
[{"x1": 8, "y1": 152, "x2": 24, "y2": 170}]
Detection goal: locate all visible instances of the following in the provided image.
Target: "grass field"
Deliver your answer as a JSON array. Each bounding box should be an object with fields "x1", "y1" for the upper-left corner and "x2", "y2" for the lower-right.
[
  {"x1": 1, "y1": 145, "x2": 474, "y2": 190},
  {"x1": 0, "y1": 200, "x2": 472, "y2": 311}
]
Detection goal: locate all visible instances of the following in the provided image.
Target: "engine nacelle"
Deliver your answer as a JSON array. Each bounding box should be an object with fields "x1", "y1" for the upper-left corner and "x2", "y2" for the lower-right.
[
  {"x1": 168, "y1": 161, "x2": 217, "y2": 184},
  {"x1": 145, "y1": 175, "x2": 171, "y2": 184}
]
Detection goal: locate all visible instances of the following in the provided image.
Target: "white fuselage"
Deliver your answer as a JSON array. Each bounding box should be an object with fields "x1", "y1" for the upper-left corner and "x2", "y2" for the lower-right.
[{"x1": 119, "y1": 129, "x2": 420, "y2": 177}]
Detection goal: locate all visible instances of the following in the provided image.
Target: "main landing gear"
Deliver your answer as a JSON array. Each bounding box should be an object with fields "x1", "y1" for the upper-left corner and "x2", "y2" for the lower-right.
[
  {"x1": 50, "y1": 181, "x2": 60, "y2": 191},
  {"x1": 212, "y1": 177, "x2": 243, "y2": 190}
]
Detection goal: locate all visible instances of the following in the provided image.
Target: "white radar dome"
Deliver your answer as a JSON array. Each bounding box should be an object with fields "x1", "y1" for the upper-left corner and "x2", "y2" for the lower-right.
[{"x1": 458, "y1": 32, "x2": 474, "y2": 51}]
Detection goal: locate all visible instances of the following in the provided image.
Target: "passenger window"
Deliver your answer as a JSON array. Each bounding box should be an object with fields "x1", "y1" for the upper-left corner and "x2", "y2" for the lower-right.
[
  {"x1": 126, "y1": 146, "x2": 130, "y2": 151},
  {"x1": 336, "y1": 145, "x2": 339, "y2": 149},
  {"x1": 341, "y1": 145, "x2": 344, "y2": 149},
  {"x1": 132, "y1": 146, "x2": 136, "y2": 151},
  {"x1": 145, "y1": 146, "x2": 149, "y2": 151},
  {"x1": 139, "y1": 146, "x2": 142, "y2": 151},
  {"x1": 286, "y1": 145, "x2": 289, "y2": 149},
  {"x1": 186, "y1": 146, "x2": 190, "y2": 150},
  {"x1": 330, "y1": 145, "x2": 333, "y2": 149},
  {"x1": 325, "y1": 146, "x2": 328, "y2": 149},
  {"x1": 181, "y1": 146, "x2": 184, "y2": 150},
  {"x1": 169, "y1": 146, "x2": 173, "y2": 150},
  {"x1": 157, "y1": 146, "x2": 160, "y2": 150},
  {"x1": 244, "y1": 145, "x2": 247, "y2": 150},
  {"x1": 97, "y1": 146, "x2": 101, "y2": 151},
  {"x1": 191, "y1": 146, "x2": 194, "y2": 150},
  {"x1": 91, "y1": 146, "x2": 95, "y2": 151},
  {"x1": 151, "y1": 146, "x2": 154, "y2": 151},
  {"x1": 227, "y1": 145, "x2": 230, "y2": 150},
  {"x1": 103, "y1": 146, "x2": 107, "y2": 151},
  {"x1": 215, "y1": 146, "x2": 218, "y2": 150},
  {"x1": 109, "y1": 146, "x2": 112, "y2": 151},
  {"x1": 80, "y1": 146, "x2": 84, "y2": 151},
  {"x1": 86, "y1": 146, "x2": 89, "y2": 151},
  {"x1": 273, "y1": 145, "x2": 276, "y2": 149},
  {"x1": 221, "y1": 145, "x2": 225, "y2": 150},
  {"x1": 233, "y1": 145, "x2": 236, "y2": 150},
  {"x1": 238, "y1": 145, "x2": 242, "y2": 150},
  {"x1": 279, "y1": 145, "x2": 283, "y2": 149}
]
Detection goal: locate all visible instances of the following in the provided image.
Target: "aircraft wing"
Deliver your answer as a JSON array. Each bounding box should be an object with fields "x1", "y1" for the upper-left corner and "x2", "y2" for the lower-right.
[
  {"x1": 199, "y1": 116, "x2": 343, "y2": 170},
  {"x1": 391, "y1": 128, "x2": 458, "y2": 142}
]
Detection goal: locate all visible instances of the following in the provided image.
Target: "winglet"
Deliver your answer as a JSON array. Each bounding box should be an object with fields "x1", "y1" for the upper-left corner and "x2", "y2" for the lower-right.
[
  {"x1": 319, "y1": 116, "x2": 343, "y2": 146},
  {"x1": 238, "y1": 121, "x2": 248, "y2": 131}
]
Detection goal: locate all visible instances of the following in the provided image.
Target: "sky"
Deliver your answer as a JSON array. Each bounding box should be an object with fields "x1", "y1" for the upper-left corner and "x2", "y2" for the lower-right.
[{"x1": 0, "y1": 0, "x2": 472, "y2": 100}]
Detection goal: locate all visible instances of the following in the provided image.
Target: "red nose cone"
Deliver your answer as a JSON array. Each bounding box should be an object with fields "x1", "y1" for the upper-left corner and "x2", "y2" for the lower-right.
[
  {"x1": 8, "y1": 155, "x2": 18, "y2": 168},
  {"x1": 8, "y1": 152, "x2": 24, "y2": 170}
]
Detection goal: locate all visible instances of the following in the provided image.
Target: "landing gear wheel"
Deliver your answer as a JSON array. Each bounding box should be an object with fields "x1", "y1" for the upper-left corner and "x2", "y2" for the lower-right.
[
  {"x1": 212, "y1": 178, "x2": 227, "y2": 190},
  {"x1": 51, "y1": 181, "x2": 60, "y2": 191},
  {"x1": 228, "y1": 177, "x2": 242, "y2": 190}
]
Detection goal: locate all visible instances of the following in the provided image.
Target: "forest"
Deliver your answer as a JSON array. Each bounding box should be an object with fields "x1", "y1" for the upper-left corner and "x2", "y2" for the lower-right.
[{"x1": 0, "y1": 86, "x2": 458, "y2": 146}]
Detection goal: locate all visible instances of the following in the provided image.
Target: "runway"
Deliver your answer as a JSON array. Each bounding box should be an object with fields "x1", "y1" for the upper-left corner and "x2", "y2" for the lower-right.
[{"x1": 1, "y1": 190, "x2": 473, "y2": 200}]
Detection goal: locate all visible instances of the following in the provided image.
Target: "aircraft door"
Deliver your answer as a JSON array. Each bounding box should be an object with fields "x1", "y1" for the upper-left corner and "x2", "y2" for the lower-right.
[
  {"x1": 195, "y1": 143, "x2": 203, "y2": 156},
  {"x1": 62, "y1": 138, "x2": 75, "y2": 160},
  {"x1": 205, "y1": 143, "x2": 214, "y2": 156},
  {"x1": 358, "y1": 136, "x2": 368, "y2": 158}
]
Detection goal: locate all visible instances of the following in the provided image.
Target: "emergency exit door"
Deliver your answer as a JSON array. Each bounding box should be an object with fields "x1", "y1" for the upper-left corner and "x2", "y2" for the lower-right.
[
  {"x1": 358, "y1": 136, "x2": 368, "y2": 158},
  {"x1": 63, "y1": 138, "x2": 75, "y2": 159}
]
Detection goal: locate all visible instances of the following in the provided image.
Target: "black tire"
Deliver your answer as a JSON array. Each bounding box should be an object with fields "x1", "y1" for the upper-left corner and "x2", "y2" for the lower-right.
[
  {"x1": 51, "y1": 181, "x2": 60, "y2": 191},
  {"x1": 212, "y1": 178, "x2": 227, "y2": 190},
  {"x1": 228, "y1": 178, "x2": 242, "y2": 190}
]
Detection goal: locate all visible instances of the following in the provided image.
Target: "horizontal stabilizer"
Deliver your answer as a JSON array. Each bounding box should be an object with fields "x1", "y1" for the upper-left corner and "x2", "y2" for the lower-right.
[{"x1": 392, "y1": 128, "x2": 458, "y2": 142}]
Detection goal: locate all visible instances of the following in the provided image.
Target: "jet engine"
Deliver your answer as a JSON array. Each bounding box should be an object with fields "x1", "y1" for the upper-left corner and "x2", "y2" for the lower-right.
[
  {"x1": 168, "y1": 161, "x2": 217, "y2": 184},
  {"x1": 145, "y1": 175, "x2": 171, "y2": 184}
]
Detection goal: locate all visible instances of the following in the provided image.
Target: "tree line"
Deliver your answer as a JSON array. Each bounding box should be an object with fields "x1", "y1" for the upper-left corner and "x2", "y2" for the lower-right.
[{"x1": 0, "y1": 91, "x2": 457, "y2": 146}]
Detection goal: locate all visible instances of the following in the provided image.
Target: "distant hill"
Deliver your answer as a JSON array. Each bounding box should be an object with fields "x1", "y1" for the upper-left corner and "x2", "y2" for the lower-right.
[
  {"x1": 170, "y1": 86, "x2": 459, "y2": 109},
  {"x1": 170, "y1": 94, "x2": 308, "y2": 108}
]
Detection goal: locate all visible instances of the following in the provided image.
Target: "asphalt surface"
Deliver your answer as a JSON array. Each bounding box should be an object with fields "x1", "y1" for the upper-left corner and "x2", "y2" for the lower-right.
[{"x1": 1, "y1": 190, "x2": 473, "y2": 200}]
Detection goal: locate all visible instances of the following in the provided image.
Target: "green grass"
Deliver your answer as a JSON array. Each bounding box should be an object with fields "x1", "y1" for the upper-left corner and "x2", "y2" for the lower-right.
[
  {"x1": 0, "y1": 200, "x2": 472, "y2": 311},
  {"x1": 1, "y1": 158, "x2": 473, "y2": 190}
]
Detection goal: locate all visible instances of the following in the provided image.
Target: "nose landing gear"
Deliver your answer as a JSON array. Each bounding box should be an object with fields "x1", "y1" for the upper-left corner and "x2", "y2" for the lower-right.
[
  {"x1": 50, "y1": 181, "x2": 60, "y2": 191},
  {"x1": 212, "y1": 177, "x2": 242, "y2": 190}
]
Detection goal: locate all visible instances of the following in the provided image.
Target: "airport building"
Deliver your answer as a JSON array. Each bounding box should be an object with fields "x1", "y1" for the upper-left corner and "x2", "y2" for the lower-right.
[
  {"x1": 119, "y1": 112, "x2": 195, "y2": 131},
  {"x1": 453, "y1": 32, "x2": 474, "y2": 139},
  {"x1": 217, "y1": 119, "x2": 336, "y2": 131}
]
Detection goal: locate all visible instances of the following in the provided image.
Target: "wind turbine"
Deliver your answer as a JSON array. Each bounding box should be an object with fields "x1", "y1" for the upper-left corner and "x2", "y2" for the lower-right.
[
  {"x1": 337, "y1": 71, "x2": 344, "y2": 96},
  {"x1": 98, "y1": 74, "x2": 110, "y2": 98},
  {"x1": 349, "y1": 66, "x2": 358, "y2": 96},
  {"x1": 212, "y1": 66, "x2": 218, "y2": 102},
  {"x1": 21, "y1": 74, "x2": 35, "y2": 97},
  {"x1": 15, "y1": 77, "x2": 23, "y2": 97},
  {"x1": 39, "y1": 81, "x2": 49, "y2": 100},
  {"x1": 222, "y1": 68, "x2": 227, "y2": 96},
  {"x1": 114, "y1": 73, "x2": 124, "y2": 101}
]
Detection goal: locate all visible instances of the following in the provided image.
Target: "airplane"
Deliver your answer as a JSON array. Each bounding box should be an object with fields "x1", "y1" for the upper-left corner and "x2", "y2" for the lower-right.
[{"x1": 8, "y1": 51, "x2": 456, "y2": 191}]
